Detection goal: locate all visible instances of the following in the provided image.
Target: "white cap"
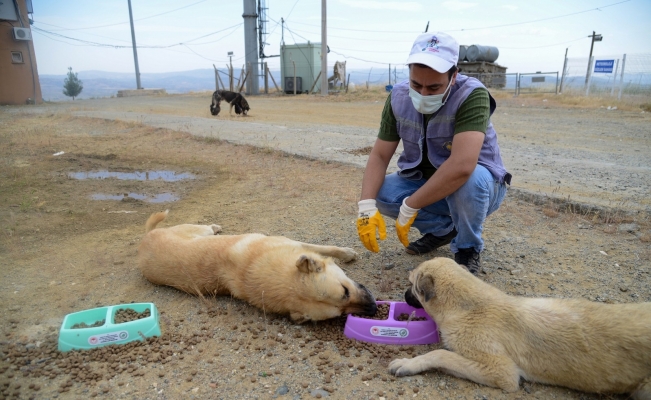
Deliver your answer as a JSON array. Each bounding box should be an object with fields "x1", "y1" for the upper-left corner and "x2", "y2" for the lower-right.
[{"x1": 406, "y1": 32, "x2": 459, "y2": 73}]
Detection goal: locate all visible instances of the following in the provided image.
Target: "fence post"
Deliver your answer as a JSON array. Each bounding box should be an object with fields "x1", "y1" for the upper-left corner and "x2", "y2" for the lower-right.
[
  {"x1": 585, "y1": 56, "x2": 594, "y2": 96},
  {"x1": 218, "y1": 64, "x2": 219, "y2": 90},
  {"x1": 238, "y1": 65, "x2": 245, "y2": 92},
  {"x1": 345, "y1": 73, "x2": 350, "y2": 93},
  {"x1": 514, "y1": 73, "x2": 519, "y2": 97},
  {"x1": 264, "y1": 62, "x2": 269, "y2": 94},
  {"x1": 309, "y1": 71, "x2": 322, "y2": 94},
  {"x1": 268, "y1": 67, "x2": 281, "y2": 93},
  {"x1": 245, "y1": 62, "x2": 251, "y2": 95},
  {"x1": 610, "y1": 59, "x2": 619, "y2": 96},
  {"x1": 293, "y1": 61, "x2": 296, "y2": 95},
  {"x1": 617, "y1": 54, "x2": 627, "y2": 100},
  {"x1": 238, "y1": 70, "x2": 249, "y2": 93},
  {"x1": 227, "y1": 64, "x2": 233, "y2": 92},
  {"x1": 217, "y1": 69, "x2": 225, "y2": 91},
  {"x1": 555, "y1": 71, "x2": 559, "y2": 95},
  {"x1": 559, "y1": 48, "x2": 568, "y2": 94}
]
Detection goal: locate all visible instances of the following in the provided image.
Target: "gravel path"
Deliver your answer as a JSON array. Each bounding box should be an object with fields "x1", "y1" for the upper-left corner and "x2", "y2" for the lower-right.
[{"x1": 72, "y1": 103, "x2": 651, "y2": 214}]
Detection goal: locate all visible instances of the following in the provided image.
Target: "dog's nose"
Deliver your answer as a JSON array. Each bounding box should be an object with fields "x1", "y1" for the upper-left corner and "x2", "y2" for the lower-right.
[
  {"x1": 405, "y1": 288, "x2": 423, "y2": 309},
  {"x1": 360, "y1": 301, "x2": 377, "y2": 316}
]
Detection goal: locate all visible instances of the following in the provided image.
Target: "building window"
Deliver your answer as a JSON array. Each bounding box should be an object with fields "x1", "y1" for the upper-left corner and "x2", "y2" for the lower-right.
[
  {"x1": 0, "y1": 0, "x2": 19, "y2": 21},
  {"x1": 11, "y1": 51, "x2": 24, "y2": 64}
]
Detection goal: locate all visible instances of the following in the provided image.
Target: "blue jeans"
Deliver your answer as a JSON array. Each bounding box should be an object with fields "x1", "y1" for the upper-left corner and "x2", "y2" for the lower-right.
[{"x1": 376, "y1": 165, "x2": 507, "y2": 253}]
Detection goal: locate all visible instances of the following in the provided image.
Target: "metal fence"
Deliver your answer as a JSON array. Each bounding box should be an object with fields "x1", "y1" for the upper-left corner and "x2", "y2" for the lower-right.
[
  {"x1": 338, "y1": 53, "x2": 651, "y2": 100},
  {"x1": 560, "y1": 53, "x2": 651, "y2": 98}
]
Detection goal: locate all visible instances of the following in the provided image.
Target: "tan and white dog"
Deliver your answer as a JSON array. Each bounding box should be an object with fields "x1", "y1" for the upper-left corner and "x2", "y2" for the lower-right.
[
  {"x1": 390, "y1": 257, "x2": 651, "y2": 399},
  {"x1": 137, "y1": 211, "x2": 377, "y2": 323}
]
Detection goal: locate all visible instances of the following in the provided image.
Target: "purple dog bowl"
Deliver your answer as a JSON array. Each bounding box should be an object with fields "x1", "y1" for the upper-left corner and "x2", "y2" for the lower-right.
[{"x1": 344, "y1": 301, "x2": 439, "y2": 345}]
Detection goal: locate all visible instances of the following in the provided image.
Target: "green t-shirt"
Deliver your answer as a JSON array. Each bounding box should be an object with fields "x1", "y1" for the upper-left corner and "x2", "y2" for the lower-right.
[{"x1": 377, "y1": 88, "x2": 491, "y2": 179}]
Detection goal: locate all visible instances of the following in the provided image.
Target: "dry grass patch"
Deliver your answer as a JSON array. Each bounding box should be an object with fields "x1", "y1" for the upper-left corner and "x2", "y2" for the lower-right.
[{"x1": 489, "y1": 88, "x2": 651, "y2": 112}]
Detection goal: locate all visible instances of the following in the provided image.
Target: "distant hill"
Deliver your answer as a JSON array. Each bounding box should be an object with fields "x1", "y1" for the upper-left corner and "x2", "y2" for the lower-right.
[
  {"x1": 39, "y1": 68, "x2": 646, "y2": 101},
  {"x1": 40, "y1": 69, "x2": 234, "y2": 101}
]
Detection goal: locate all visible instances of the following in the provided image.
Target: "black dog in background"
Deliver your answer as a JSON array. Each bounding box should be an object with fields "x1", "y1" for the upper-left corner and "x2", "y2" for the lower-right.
[{"x1": 209, "y1": 90, "x2": 250, "y2": 116}]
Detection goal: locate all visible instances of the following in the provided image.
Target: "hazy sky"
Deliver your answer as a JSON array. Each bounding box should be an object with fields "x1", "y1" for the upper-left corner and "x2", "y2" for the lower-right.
[{"x1": 31, "y1": 0, "x2": 651, "y2": 76}]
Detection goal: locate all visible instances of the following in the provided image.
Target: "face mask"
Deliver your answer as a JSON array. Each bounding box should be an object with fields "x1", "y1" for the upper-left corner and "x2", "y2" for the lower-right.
[{"x1": 408, "y1": 78, "x2": 453, "y2": 114}]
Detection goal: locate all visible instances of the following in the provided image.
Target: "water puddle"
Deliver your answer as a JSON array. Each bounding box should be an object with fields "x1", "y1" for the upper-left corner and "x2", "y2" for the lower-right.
[
  {"x1": 69, "y1": 170, "x2": 195, "y2": 181},
  {"x1": 91, "y1": 193, "x2": 179, "y2": 203}
]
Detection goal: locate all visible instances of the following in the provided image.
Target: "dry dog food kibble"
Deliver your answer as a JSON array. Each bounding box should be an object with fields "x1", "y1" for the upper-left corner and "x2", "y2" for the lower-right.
[
  {"x1": 396, "y1": 313, "x2": 427, "y2": 322},
  {"x1": 113, "y1": 308, "x2": 151, "y2": 324},
  {"x1": 353, "y1": 303, "x2": 390, "y2": 320},
  {"x1": 71, "y1": 320, "x2": 105, "y2": 329}
]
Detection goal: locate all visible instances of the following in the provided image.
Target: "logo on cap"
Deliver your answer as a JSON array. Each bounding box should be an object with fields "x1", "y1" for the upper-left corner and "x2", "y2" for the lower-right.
[{"x1": 422, "y1": 36, "x2": 441, "y2": 53}]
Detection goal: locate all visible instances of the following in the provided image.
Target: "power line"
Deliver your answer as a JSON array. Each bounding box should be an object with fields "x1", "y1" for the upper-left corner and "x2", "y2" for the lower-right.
[
  {"x1": 281, "y1": 24, "x2": 412, "y2": 43},
  {"x1": 329, "y1": 50, "x2": 395, "y2": 66},
  {"x1": 277, "y1": 0, "x2": 630, "y2": 35},
  {"x1": 40, "y1": 0, "x2": 212, "y2": 32},
  {"x1": 285, "y1": 0, "x2": 301, "y2": 20},
  {"x1": 287, "y1": 20, "x2": 419, "y2": 34},
  {"x1": 32, "y1": 23, "x2": 242, "y2": 49},
  {"x1": 499, "y1": 36, "x2": 587, "y2": 50}
]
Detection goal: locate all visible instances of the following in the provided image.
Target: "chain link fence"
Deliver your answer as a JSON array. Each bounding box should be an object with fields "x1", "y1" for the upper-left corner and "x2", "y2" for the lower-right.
[
  {"x1": 560, "y1": 53, "x2": 651, "y2": 98},
  {"x1": 336, "y1": 53, "x2": 651, "y2": 100}
]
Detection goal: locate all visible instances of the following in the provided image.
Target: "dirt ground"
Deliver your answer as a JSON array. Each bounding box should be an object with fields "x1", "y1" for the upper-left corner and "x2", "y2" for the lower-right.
[{"x1": 0, "y1": 90, "x2": 650, "y2": 400}]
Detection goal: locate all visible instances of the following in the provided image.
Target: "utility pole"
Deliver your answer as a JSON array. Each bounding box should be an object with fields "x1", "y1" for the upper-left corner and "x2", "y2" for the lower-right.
[
  {"x1": 127, "y1": 0, "x2": 142, "y2": 89},
  {"x1": 584, "y1": 31, "x2": 602, "y2": 90},
  {"x1": 320, "y1": 0, "x2": 328, "y2": 96},
  {"x1": 242, "y1": 0, "x2": 259, "y2": 95},
  {"x1": 281, "y1": 18, "x2": 285, "y2": 46}
]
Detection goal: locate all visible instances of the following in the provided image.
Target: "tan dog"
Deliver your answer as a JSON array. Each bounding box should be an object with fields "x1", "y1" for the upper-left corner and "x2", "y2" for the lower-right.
[
  {"x1": 137, "y1": 211, "x2": 377, "y2": 323},
  {"x1": 389, "y1": 257, "x2": 651, "y2": 398}
]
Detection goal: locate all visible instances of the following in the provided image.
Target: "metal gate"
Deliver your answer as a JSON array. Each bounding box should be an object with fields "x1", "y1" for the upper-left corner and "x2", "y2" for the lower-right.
[{"x1": 516, "y1": 72, "x2": 559, "y2": 96}]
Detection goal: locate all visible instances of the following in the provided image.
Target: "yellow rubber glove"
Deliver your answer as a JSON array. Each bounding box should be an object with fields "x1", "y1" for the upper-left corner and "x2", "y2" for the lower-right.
[
  {"x1": 396, "y1": 197, "x2": 420, "y2": 247},
  {"x1": 357, "y1": 199, "x2": 387, "y2": 253}
]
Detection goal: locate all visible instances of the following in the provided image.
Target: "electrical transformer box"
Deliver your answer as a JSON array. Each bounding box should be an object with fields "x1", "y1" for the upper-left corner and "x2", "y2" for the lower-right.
[{"x1": 280, "y1": 42, "x2": 323, "y2": 94}]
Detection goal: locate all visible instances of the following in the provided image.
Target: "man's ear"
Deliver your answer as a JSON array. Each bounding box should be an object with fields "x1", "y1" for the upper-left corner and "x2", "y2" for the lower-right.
[
  {"x1": 415, "y1": 273, "x2": 436, "y2": 303},
  {"x1": 450, "y1": 71, "x2": 458, "y2": 86},
  {"x1": 296, "y1": 255, "x2": 325, "y2": 274}
]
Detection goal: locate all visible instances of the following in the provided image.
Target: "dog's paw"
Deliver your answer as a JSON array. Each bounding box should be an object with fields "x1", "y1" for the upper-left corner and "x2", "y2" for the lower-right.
[
  {"x1": 210, "y1": 224, "x2": 222, "y2": 235},
  {"x1": 388, "y1": 358, "x2": 419, "y2": 377},
  {"x1": 289, "y1": 311, "x2": 311, "y2": 324},
  {"x1": 338, "y1": 247, "x2": 358, "y2": 262}
]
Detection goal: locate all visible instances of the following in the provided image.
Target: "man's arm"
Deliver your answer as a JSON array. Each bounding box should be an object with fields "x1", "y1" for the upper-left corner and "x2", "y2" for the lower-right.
[
  {"x1": 360, "y1": 138, "x2": 400, "y2": 200},
  {"x1": 403, "y1": 130, "x2": 484, "y2": 209}
]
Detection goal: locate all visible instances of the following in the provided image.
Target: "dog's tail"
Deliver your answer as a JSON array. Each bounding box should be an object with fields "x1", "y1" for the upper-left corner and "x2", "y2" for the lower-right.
[{"x1": 145, "y1": 210, "x2": 169, "y2": 233}]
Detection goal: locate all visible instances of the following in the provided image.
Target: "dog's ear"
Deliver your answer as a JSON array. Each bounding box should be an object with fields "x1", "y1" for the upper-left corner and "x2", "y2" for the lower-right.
[
  {"x1": 414, "y1": 273, "x2": 436, "y2": 303},
  {"x1": 296, "y1": 255, "x2": 325, "y2": 274}
]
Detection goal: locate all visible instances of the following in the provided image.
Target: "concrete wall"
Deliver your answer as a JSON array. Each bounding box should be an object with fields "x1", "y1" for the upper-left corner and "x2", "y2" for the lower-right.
[{"x1": 0, "y1": 0, "x2": 42, "y2": 105}]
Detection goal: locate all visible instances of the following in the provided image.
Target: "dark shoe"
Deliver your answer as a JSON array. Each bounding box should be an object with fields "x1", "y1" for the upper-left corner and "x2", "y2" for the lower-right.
[
  {"x1": 454, "y1": 248, "x2": 481, "y2": 275},
  {"x1": 405, "y1": 229, "x2": 457, "y2": 255}
]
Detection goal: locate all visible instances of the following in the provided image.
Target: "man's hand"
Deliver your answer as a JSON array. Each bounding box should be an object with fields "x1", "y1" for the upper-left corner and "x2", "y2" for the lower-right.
[
  {"x1": 396, "y1": 197, "x2": 419, "y2": 247},
  {"x1": 357, "y1": 199, "x2": 386, "y2": 253}
]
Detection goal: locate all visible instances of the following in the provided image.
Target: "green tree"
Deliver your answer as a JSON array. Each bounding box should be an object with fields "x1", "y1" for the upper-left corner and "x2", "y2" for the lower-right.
[{"x1": 63, "y1": 67, "x2": 83, "y2": 100}]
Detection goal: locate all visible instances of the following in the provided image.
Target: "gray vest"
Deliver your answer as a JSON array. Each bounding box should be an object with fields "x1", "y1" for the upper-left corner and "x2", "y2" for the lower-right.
[{"x1": 391, "y1": 75, "x2": 511, "y2": 184}]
